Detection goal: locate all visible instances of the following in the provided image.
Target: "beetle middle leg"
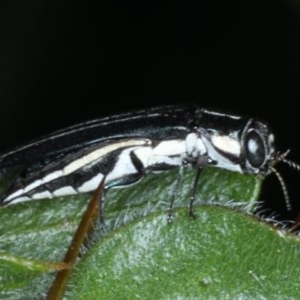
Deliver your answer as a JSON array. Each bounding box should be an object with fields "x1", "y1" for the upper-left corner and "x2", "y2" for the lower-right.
[{"x1": 189, "y1": 155, "x2": 213, "y2": 219}]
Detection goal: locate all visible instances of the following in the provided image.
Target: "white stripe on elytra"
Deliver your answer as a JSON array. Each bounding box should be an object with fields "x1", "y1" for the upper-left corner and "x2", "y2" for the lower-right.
[
  {"x1": 0, "y1": 111, "x2": 182, "y2": 161},
  {"x1": 130, "y1": 140, "x2": 186, "y2": 170},
  {"x1": 53, "y1": 186, "x2": 77, "y2": 196},
  {"x1": 105, "y1": 147, "x2": 147, "y2": 183},
  {"x1": 7, "y1": 196, "x2": 31, "y2": 204},
  {"x1": 4, "y1": 139, "x2": 151, "y2": 202},
  {"x1": 77, "y1": 173, "x2": 104, "y2": 193},
  {"x1": 202, "y1": 109, "x2": 242, "y2": 120},
  {"x1": 63, "y1": 139, "x2": 150, "y2": 175},
  {"x1": 43, "y1": 170, "x2": 63, "y2": 182},
  {"x1": 152, "y1": 140, "x2": 186, "y2": 156},
  {"x1": 87, "y1": 139, "x2": 189, "y2": 189},
  {"x1": 104, "y1": 140, "x2": 188, "y2": 186},
  {"x1": 32, "y1": 191, "x2": 53, "y2": 200}
]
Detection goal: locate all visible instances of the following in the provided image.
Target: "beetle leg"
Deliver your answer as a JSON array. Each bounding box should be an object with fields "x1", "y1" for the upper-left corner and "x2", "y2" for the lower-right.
[
  {"x1": 189, "y1": 155, "x2": 212, "y2": 219},
  {"x1": 167, "y1": 165, "x2": 184, "y2": 223},
  {"x1": 189, "y1": 168, "x2": 202, "y2": 219},
  {"x1": 99, "y1": 179, "x2": 106, "y2": 224}
]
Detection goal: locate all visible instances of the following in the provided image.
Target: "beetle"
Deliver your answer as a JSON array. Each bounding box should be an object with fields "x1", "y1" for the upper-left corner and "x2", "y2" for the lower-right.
[{"x1": 0, "y1": 104, "x2": 298, "y2": 216}]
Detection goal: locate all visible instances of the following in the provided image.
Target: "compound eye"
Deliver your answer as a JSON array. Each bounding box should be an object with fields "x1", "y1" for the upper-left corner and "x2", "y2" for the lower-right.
[{"x1": 245, "y1": 130, "x2": 265, "y2": 168}]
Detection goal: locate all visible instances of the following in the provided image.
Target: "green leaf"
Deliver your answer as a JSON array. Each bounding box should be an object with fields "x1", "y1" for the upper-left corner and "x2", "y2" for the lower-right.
[
  {"x1": 66, "y1": 206, "x2": 300, "y2": 299},
  {"x1": 1, "y1": 167, "x2": 297, "y2": 299},
  {"x1": 0, "y1": 197, "x2": 87, "y2": 298}
]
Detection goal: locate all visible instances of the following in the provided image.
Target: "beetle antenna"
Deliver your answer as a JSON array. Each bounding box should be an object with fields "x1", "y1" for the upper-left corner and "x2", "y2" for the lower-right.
[
  {"x1": 269, "y1": 149, "x2": 300, "y2": 211},
  {"x1": 274, "y1": 149, "x2": 300, "y2": 171},
  {"x1": 268, "y1": 165, "x2": 292, "y2": 211},
  {"x1": 277, "y1": 157, "x2": 300, "y2": 172}
]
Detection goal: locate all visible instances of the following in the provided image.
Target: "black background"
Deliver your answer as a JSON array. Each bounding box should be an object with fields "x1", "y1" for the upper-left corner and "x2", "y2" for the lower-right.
[{"x1": 1, "y1": 1, "x2": 300, "y2": 222}]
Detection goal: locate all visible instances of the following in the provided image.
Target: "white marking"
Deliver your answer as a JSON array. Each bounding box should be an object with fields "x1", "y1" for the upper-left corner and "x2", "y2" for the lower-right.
[
  {"x1": 6, "y1": 139, "x2": 151, "y2": 202},
  {"x1": 201, "y1": 134, "x2": 242, "y2": 173},
  {"x1": 203, "y1": 109, "x2": 242, "y2": 120},
  {"x1": 147, "y1": 155, "x2": 182, "y2": 167},
  {"x1": 53, "y1": 186, "x2": 77, "y2": 196},
  {"x1": 196, "y1": 139, "x2": 206, "y2": 155},
  {"x1": 24, "y1": 180, "x2": 43, "y2": 193},
  {"x1": 106, "y1": 147, "x2": 145, "y2": 182},
  {"x1": 186, "y1": 133, "x2": 206, "y2": 157},
  {"x1": 152, "y1": 140, "x2": 186, "y2": 156},
  {"x1": 63, "y1": 139, "x2": 150, "y2": 175},
  {"x1": 6, "y1": 196, "x2": 31, "y2": 204},
  {"x1": 79, "y1": 140, "x2": 187, "y2": 189},
  {"x1": 43, "y1": 171, "x2": 63, "y2": 183},
  {"x1": 132, "y1": 147, "x2": 153, "y2": 168},
  {"x1": 32, "y1": 191, "x2": 53, "y2": 200},
  {"x1": 133, "y1": 140, "x2": 187, "y2": 170},
  {"x1": 211, "y1": 136, "x2": 241, "y2": 156},
  {"x1": 268, "y1": 134, "x2": 275, "y2": 154},
  {"x1": 77, "y1": 173, "x2": 104, "y2": 193},
  {"x1": 5, "y1": 189, "x2": 24, "y2": 201},
  {"x1": 0, "y1": 110, "x2": 186, "y2": 161},
  {"x1": 186, "y1": 133, "x2": 198, "y2": 154}
]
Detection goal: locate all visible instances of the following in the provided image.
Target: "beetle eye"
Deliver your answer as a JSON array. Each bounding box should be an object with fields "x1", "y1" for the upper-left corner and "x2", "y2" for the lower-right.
[{"x1": 245, "y1": 130, "x2": 265, "y2": 168}]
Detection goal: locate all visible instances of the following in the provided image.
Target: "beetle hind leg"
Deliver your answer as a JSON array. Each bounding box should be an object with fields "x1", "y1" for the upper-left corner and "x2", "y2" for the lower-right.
[{"x1": 167, "y1": 165, "x2": 184, "y2": 223}]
